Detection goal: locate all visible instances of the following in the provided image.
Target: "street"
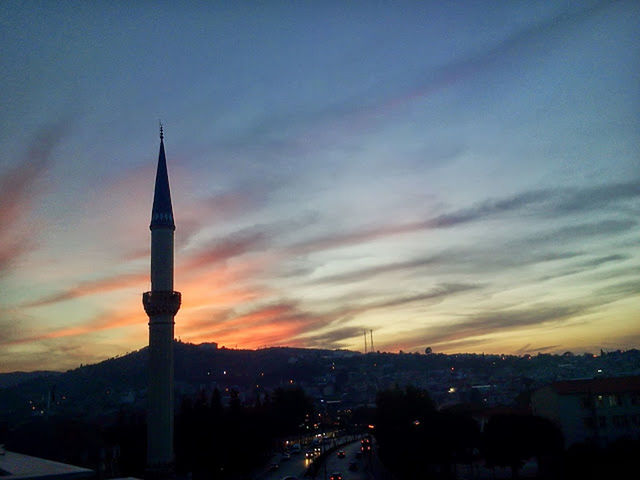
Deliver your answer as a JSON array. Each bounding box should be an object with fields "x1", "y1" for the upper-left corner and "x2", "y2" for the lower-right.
[{"x1": 258, "y1": 437, "x2": 372, "y2": 480}]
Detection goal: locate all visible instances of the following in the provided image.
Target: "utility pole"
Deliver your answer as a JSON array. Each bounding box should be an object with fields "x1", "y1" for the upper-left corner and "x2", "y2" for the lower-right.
[{"x1": 363, "y1": 329, "x2": 368, "y2": 353}]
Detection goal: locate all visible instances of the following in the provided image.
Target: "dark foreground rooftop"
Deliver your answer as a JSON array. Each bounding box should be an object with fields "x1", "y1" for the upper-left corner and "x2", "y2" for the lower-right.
[{"x1": 0, "y1": 449, "x2": 93, "y2": 480}]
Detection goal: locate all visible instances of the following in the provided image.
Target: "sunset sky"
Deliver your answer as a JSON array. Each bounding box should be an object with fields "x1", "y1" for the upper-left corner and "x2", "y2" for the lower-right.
[{"x1": 1, "y1": 1, "x2": 638, "y2": 372}]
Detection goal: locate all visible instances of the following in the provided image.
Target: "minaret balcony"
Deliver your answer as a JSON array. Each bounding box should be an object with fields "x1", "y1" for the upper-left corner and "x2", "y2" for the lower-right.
[{"x1": 143, "y1": 290, "x2": 181, "y2": 317}]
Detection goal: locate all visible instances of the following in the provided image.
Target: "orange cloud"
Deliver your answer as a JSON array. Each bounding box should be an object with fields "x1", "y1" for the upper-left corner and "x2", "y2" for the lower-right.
[
  {"x1": 20, "y1": 272, "x2": 147, "y2": 309},
  {"x1": 2, "y1": 306, "x2": 141, "y2": 347}
]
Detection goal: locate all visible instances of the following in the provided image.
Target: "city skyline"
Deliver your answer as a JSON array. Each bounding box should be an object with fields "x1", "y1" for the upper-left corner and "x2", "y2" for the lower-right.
[{"x1": 1, "y1": 1, "x2": 639, "y2": 372}]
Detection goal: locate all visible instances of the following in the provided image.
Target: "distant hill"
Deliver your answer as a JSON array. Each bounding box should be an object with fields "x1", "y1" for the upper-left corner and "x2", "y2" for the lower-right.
[
  {"x1": 0, "y1": 342, "x2": 347, "y2": 423},
  {"x1": 1, "y1": 342, "x2": 638, "y2": 427},
  {"x1": 0, "y1": 371, "x2": 61, "y2": 389}
]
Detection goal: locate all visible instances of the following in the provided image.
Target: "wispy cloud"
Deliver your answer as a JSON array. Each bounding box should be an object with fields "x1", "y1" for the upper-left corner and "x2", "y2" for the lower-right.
[
  {"x1": 0, "y1": 307, "x2": 140, "y2": 347},
  {"x1": 181, "y1": 230, "x2": 267, "y2": 270},
  {"x1": 19, "y1": 272, "x2": 147, "y2": 309},
  {"x1": 515, "y1": 343, "x2": 561, "y2": 355},
  {"x1": 289, "y1": 180, "x2": 640, "y2": 254},
  {"x1": 414, "y1": 303, "x2": 592, "y2": 351},
  {"x1": 0, "y1": 122, "x2": 69, "y2": 276},
  {"x1": 539, "y1": 254, "x2": 631, "y2": 282},
  {"x1": 297, "y1": 326, "x2": 368, "y2": 350}
]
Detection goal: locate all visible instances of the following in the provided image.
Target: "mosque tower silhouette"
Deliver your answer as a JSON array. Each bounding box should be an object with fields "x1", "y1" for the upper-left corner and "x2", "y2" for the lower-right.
[{"x1": 143, "y1": 125, "x2": 181, "y2": 479}]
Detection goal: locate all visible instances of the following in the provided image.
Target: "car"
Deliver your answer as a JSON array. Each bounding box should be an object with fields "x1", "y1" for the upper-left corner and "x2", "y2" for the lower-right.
[
  {"x1": 329, "y1": 472, "x2": 343, "y2": 480},
  {"x1": 305, "y1": 450, "x2": 316, "y2": 459},
  {"x1": 280, "y1": 453, "x2": 291, "y2": 462},
  {"x1": 360, "y1": 438, "x2": 371, "y2": 453},
  {"x1": 269, "y1": 463, "x2": 279, "y2": 471},
  {"x1": 337, "y1": 450, "x2": 346, "y2": 458},
  {"x1": 282, "y1": 477, "x2": 297, "y2": 480}
]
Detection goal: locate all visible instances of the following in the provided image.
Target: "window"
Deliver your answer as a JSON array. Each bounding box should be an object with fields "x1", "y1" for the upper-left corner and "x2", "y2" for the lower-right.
[
  {"x1": 608, "y1": 394, "x2": 621, "y2": 407},
  {"x1": 612, "y1": 415, "x2": 628, "y2": 427},
  {"x1": 598, "y1": 416, "x2": 607, "y2": 428},
  {"x1": 580, "y1": 396, "x2": 593, "y2": 409},
  {"x1": 596, "y1": 395, "x2": 605, "y2": 407},
  {"x1": 631, "y1": 393, "x2": 640, "y2": 406}
]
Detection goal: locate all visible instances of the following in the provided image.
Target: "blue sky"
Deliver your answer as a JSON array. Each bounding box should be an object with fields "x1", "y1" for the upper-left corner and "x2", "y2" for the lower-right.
[{"x1": 1, "y1": 1, "x2": 638, "y2": 371}]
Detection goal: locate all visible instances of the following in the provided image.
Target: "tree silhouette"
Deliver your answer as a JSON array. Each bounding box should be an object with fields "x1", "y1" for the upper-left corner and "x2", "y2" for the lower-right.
[
  {"x1": 482, "y1": 414, "x2": 563, "y2": 479},
  {"x1": 374, "y1": 386, "x2": 479, "y2": 479}
]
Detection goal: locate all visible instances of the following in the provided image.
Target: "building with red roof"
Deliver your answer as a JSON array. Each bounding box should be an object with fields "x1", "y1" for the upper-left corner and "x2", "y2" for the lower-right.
[{"x1": 531, "y1": 375, "x2": 640, "y2": 446}]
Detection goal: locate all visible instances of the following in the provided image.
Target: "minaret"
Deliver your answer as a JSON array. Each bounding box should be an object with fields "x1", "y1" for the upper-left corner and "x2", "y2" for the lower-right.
[{"x1": 143, "y1": 125, "x2": 181, "y2": 479}]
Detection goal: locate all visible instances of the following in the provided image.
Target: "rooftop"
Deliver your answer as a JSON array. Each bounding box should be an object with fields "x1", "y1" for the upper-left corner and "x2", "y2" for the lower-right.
[
  {"x1": 0, "y1": 449, "x2": 93, "y2": 480},
  {"x1": 550, "y1": 375, "x2": 640, "y2": 395}
]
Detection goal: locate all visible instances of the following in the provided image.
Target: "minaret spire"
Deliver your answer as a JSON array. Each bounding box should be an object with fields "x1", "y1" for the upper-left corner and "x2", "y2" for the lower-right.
[
  {"x1": 143, "y1": 129, "x2": 181, "y2": 479},
  {"x1": 150, "y1": 125, "x2": 175, "y2": 231}
]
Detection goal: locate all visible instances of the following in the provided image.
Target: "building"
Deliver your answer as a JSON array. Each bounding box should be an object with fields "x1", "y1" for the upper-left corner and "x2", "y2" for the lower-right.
[
  {"x1": 0, "y1": 449, "x2": 93, "y2": 480},
  {"x1": 531, "y1": 375, "x2": 640, "y2": 446},
  {"x1": 142, "y1": 126, "x2": 181, "y2": 479}
]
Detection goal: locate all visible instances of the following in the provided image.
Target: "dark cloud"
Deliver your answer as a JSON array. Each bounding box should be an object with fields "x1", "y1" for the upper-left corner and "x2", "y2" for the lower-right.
[
  {"x1": 364, "y1": 283, "x2": 481, "y2": 311},
  {"x1": 588, "y1": 264, "x2": 639, "y2": 283},
  {"x1": 520, "y1": 344, "x2": 561, "y2": 354},
  {"x1": 539, "y1": 254, "x2": 631, "y2": 282},
  {"x1": 594, "y1": 278, "x2": 640, "y2": 300},
  {"x1": 546, "y1": 181, "x2": 640, "y2": 216},
  {"x1": 290, "y1": 326, "x2": 366, "y2": 350},
  {"x1": 312, "y1": 257, "x2": 440, "y2": 285},
  {"x1": 418, "y1": 303, "x2": 591, "y2": 350},
  {"x1": 311, "y1": 248, "x2": 583, "y2": 286},
  {"x1": 289, "y1": 180, "x2": 640, "y2": 254},
  {"x1": 530, "y1": 220, "x2": 637, "y2": 244}
]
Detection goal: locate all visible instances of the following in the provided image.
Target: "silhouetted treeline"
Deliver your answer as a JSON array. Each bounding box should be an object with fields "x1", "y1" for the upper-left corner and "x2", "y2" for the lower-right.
[
  {"x1": 373, "y1": 386, "x2": 638, "y2": 479},
  {"x1": 482, "y1": 414, "x2": 563, "y2": 478},
  {"x1": 5, "y1": 386, "x2": 314, "y2": 479},
  {"x1": 374, "y1": 386, "x2": 479, "y2": 479},
  {"x1": 175, "y1": 386, "x2": 313, "y2": 480},
  {"x1": 373, "y1": 386, "x2": 568, "y2": 479}
]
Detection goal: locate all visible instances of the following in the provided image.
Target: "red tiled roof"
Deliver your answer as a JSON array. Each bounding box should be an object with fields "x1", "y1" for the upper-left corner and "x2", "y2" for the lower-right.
[{"x1": 551, "y1": 375, "x2": 640, "y2": 394}]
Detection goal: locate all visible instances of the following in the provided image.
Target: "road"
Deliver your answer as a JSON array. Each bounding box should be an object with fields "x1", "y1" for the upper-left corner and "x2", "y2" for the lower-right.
[
  {"x1": 258, "y1": 438, "x2": 368, "y2": 480},
  {"x1": 258, "y1": 449, "x2": 312, "y2": 480},
  {"x1": 310, "y1": 440, "x2": 369, "y2": 480}
]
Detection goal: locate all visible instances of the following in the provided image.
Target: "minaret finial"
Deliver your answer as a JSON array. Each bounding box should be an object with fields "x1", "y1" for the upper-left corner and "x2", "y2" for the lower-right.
[{"x1": 159, "y1": 121, "x2": 164, "y2": 141}]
